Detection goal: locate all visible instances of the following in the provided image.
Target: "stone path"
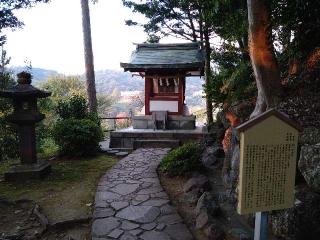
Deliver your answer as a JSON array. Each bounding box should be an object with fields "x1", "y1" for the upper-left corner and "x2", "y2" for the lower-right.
[{"x1": 92, "y1": 148, "x2": 194, "y2": 240}]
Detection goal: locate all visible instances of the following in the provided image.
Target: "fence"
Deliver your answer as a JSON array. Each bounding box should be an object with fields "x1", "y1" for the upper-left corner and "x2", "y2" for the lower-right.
[{"x1": 99, "y1": 117, "x2": 131, "y2": 134}]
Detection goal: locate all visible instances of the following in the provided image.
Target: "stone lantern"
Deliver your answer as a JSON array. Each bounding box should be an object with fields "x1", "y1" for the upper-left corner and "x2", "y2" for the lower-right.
[{"x1": 0, "y1": 72, "x2": 52, "y2": 181}]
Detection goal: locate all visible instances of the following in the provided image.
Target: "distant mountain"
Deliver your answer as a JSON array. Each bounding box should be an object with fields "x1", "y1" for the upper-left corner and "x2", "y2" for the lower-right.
[
  {"x1": 95, "y1": 70, "x2": 144, "y2": 93},
  {"x1": 9, "y1": 67, "x2": 59, "y2": 84},
  {"x1": 8, "y1": 67, "x2": 205, "y2": 106}
]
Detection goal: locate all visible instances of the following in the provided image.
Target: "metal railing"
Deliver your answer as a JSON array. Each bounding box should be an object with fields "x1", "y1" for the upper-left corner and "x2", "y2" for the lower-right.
[{"x1": 99, "y1": 116, "x2": 131, "y2": 133}]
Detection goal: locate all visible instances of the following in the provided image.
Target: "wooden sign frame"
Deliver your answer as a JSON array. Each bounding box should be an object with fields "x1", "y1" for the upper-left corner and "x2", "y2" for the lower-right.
[{"x1": 236, "y1": 109, "x2": 302, "y2": 215}]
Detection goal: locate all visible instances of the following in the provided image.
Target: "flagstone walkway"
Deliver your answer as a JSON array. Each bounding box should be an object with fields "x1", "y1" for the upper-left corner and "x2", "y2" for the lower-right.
[{"x1": 92, "y1": 148, "x2": 194, "y2": 240}]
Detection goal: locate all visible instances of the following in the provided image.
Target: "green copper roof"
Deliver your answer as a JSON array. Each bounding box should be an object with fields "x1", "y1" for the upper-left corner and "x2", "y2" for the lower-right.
[{"x1": 120, "y1": 42, "x2": 205, "y2": 72}]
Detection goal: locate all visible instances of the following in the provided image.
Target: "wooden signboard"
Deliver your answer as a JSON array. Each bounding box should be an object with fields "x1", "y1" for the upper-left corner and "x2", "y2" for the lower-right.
[{"x1": 236, "y1": 109, "x2": 301, "y2": 215}]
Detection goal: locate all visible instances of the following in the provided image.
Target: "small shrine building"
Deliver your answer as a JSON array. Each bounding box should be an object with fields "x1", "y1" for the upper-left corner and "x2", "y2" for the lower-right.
[{"x1": 120, "y1": 42, "x2": 205, "y2": 130}]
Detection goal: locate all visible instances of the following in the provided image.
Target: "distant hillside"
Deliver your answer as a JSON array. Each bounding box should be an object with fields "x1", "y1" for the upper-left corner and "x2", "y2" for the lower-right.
[
  {"x1": 9, "y1": 67, "x2": 59, "y2": 84},
  {"x1": 95, "y1": 70, "x2": 144, "y2": 93},
  {"x1": 9, "y1": 67, "x2": 205, "y2": 106}
]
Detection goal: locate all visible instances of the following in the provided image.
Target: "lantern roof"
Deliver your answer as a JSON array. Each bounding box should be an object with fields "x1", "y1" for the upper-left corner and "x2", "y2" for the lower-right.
[
  {"x1": 120, "y1": 42, "x2": 205, "y2": 73},
  {"x1": 0, "y1": 72, "x2": 51, "y2": 99}
]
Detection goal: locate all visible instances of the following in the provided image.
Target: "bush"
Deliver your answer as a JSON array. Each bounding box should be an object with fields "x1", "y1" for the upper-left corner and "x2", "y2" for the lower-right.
[
  {"x1": 56, "y1": 95, "x2": 88, "y2": 120},
  {"x1": 159, "y1": 142, "x2": 204, "y2": 176},
  {"x1": 53, "y1": 118, "x2": 103, "y2": 156},
  {"x1": 0, "y1": 71, "x2": 19, "y2": 162}
]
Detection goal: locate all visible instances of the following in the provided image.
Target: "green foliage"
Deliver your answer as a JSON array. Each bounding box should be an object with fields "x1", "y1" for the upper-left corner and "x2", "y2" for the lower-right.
[
  {"x1": 53, "y1": 118, "x2": 103, "y2": 156},
  {"x1": 56, "y1": 95, "x2": 88, "y2": 120},
  {"x1": 52, "y1": 95, "x2": 103, "y2": 156},
  {"x1": 159, "y1": 143, "x2": 204, "y2": 176},
  {"x1": 0, "y1": 48, "x2": 19, "y2": 161},
  {"x1": 271, "y1": 0, "x2": 320, "y2": 63}
]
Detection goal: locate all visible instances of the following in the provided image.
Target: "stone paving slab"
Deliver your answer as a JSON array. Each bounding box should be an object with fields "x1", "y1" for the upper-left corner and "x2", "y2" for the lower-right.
[{"x1": 91, "y1": 148, "x2": 194, "y2": 240}]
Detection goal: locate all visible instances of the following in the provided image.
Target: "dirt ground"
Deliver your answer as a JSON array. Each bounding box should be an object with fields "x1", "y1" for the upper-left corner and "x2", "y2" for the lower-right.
[{"x1": 0, "y1": 155, "x2": 117, "y2": 240}]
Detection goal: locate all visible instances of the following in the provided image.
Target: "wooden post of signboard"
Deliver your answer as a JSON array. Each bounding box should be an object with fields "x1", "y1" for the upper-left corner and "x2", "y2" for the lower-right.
[{"x1": 236, "y1": 109, "x2": 302, "y2": 239}]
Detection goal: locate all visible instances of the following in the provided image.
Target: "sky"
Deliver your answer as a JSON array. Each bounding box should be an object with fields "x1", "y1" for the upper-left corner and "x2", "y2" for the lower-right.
[{"x1": 4, "y1": 0, "x2": 178, "y2": 75}]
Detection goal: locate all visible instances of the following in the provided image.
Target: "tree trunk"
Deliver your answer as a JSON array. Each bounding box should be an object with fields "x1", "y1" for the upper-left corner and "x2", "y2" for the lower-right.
[
  {"x1": 81, "y1": 0, "x2": 97, "y2": 113},
  {"x1": 247, "y1": 0, "x2": 281, "y2": 119},
  {"x1": 204, "y1": 25, "x2": 214, "y2": 125}
]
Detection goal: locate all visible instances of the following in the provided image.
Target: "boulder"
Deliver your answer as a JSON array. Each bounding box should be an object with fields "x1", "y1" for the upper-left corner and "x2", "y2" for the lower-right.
[
  {"x1": 299, "y1": 127, "x2": 320, "y2": 145},
  {"x1": 201, "y1": 146, "x2": 225, "y2": 170},
  {"x1": 271, "y1": 188, "x2": 320, "y2": 240},
  {"x1": 195, "y1": 210, "x2": 210, "y2": 229},
  {"x1": 195, "y1": 192, "x2": 220, "y2": 217},
  {"x1": 204, "y1": 222, "x2": 225, "y2": 240},
  {"x1": 195, "y1": 192, "x2": 221, "y2": 230},
  {"x1": 183, "y1": 174, "x2": 211, "y2": 193},
  {"x1": 183, "y1": 188, "x2": 200, "y2": 204},
  {"x1": 298, "y1": 144, "x2": 320, "y2": 192}
]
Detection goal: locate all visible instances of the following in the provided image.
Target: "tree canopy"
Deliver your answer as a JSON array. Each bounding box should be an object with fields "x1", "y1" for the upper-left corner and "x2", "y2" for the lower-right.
[{"x1": 123, "y1": 0, "x2": 320, "y2": 118}]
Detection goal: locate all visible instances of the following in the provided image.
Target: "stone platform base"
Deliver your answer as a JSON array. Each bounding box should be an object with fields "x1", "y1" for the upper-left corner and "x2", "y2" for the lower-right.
[
  {"x1": 5, "y1": 161, "x2": 51, "y2": 182},
  {"x1": 132, "y1": 115, "x2": 196, "y2": 130},
  {"x1": 110, "y1": 127, "x2": 209, "y2": 149}
]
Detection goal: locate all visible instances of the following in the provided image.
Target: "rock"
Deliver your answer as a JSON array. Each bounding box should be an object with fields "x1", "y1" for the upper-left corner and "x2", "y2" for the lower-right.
[
  {"x1": 195, "y1": 192, "x2": 220, "y2": 217},
  {"x1": 299, "y1": 127, "x2": 320, "y2": 145},
  {"x1": 108, "y1": 229, "x2": 124, "y2": 238},
  {"x1": 92, "y1": 217, "x2": 121, "y2": 237},
  {"x1": 298, "y1": 144, "x2": 320, "y2": 192},
  {"x1": 120, "y1": 233, "x2": 138, "y2": 240},
  {"x1": 157, "y1": 213, "x2": 182, "y2": 225},
  {"x1": 111, "y1": 183, "x2": 140, "y2": 195},
  {"x1": 95, "y1": 191, "x2": 121, "y2": 202},
  {"x1": 93, "y1": 208, "x2": 115, "y2": 219},
  {"x1": 141, "y1": 222, "x2": 157, "y2": 230},
  {"x1": 195, "y1": 210, "x2": 210, "y2": 229},
  {"x1": 111, "y1": 201, "x2": 129, "y2": 210},
  {"x1": 183, "y1": 174, "x2": 211, "y2": 193},
  {"x1": 160, "y1": 204, "x2": 175, "y2": 215},
  {"x1": 183, "y1": 188, "x2": 201, "y2": 204},
  {"x1": 140, "y1": 230, "x2": 171, "y2": 240},
  {"x1": 201, "y1": 146, "x2": 225, "y2": 169},
  {"x1": 204, "y1": 223, "x2": 225, "y2": 240},
  {"x1": 120, "y1": 220, "x2": 139, "y2": 230},
  {"x1": 141, "y1": 199, "x2": 169, "y2": 207},
  {"x1": 228, "y1": 228, "x2": 251, "y2": 240},
  {"x1": 116, "y1": 206, "x2": 160, "y2": 223},
  {"x1": 222, "y1": 127, "x2": 240, "y2": 203},
  {"x1": 156, "y1": 223, "x2": 166, "y2": 230},
  {"x1": 129, "y1": 229, "x2": 143, "y2": 236},
  {"x1": 271, "y1": 188, "x2": 320, "y2": 240},
  {"x1": 116, "y1": 152, "x2": 129, "y2": 157},
  {"x1": 164, "y1": 223, "x2": 193, "y2": 240}
]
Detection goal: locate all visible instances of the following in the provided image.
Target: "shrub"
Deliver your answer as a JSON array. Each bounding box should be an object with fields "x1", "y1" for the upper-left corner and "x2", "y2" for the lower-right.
[
  {"x1": 159, "y1": 142, "x2": 204, "y2": 176},
  {"x1": 0, "y1": 71, "x2": 19, "y2": 162},
  {"x1": 53, "y1": 118, "x2": 103, "y2": 156},
  {"x1": 56, "y1": 95, "x2": 88, "y2": 120}
]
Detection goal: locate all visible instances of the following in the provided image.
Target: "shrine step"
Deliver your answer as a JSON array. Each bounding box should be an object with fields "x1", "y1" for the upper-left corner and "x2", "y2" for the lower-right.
[{"x1": 133, "y1": 139, "x2": 180, "y2": 149}]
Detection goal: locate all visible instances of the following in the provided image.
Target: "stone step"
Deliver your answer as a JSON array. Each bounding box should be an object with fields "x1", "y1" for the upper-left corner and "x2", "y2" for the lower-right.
[
  {"x1": 115, "y1": 152, "x2": 129, "y2": 157},
  {"x1": 133, "y1": 139, "x2": 180, "y2": 149},
  {"x1": 111, "y1": 148, "x2": 133, "y2": 152},
  {"x1": 106, "y1": 150, "x2": 119, "y2": 154}
]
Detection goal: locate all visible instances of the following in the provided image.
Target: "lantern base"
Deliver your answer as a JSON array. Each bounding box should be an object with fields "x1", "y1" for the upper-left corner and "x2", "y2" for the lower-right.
[{"x1": 4, "y1": 161, "x2": 51, "y2": 182}]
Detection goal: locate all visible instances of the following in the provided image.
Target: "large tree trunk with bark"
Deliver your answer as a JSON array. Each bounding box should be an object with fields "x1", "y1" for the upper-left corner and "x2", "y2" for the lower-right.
[
  {"x1": 81, "y1": 0, "x2": 97, "y2": 113},
  {"x1": 204, "y1": 26, "x2": 214, "y2": 126},
  {"x1": 247, "y1": 0, "x2": 281, "y2": 119}
]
